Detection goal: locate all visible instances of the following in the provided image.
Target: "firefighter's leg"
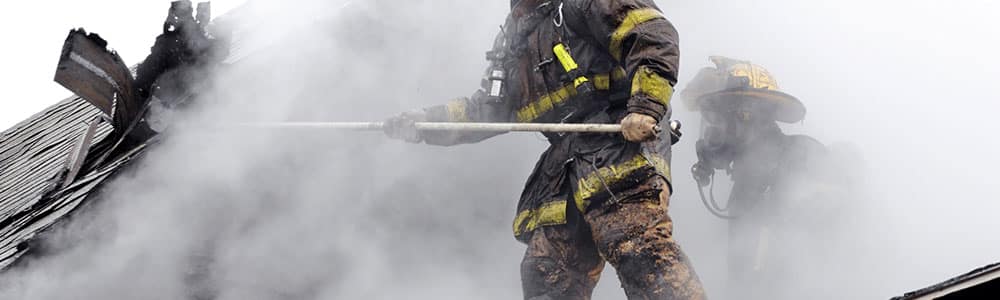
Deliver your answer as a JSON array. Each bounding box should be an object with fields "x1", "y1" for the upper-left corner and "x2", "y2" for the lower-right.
[
  {"x1": 585, "y1": 177, "x2": 706, "y2": 300},
  {"x1": 727, "y1": 214, "x2": 776, "y2": 300},
  {"x1": 521, "y1": 224, "x2": 605, "y2": 300}
]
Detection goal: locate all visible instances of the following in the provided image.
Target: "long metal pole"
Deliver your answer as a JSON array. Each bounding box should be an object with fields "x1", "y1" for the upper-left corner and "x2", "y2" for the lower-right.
[{"x1": 240, "y1": 122, "x2": 623, "y2": 133}]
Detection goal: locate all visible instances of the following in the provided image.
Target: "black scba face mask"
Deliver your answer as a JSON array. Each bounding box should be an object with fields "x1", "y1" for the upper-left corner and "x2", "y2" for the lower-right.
[
  {"x1": 696, "y1": 104, "x2": 761, "y2": 168},
  {"x1": 697, "y1": 110, "x2": 738, "y2": 167},
  {"x1": 700, "y1": 111, "x2": 729, "y2": 148}
]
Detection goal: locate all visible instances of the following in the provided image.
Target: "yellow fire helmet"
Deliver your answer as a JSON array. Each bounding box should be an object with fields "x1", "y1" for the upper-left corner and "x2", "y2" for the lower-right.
[{"x1": 680, "y1": 56, "x2": 806, "y2": 123}]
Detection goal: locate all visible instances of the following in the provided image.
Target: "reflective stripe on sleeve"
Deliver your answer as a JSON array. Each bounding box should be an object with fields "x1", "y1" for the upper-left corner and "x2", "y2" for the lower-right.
[
  {"x1": 609, "y1": 8, "x2": 665, "y2": 62},
  {"x1": 631, "y1": 66, "x2": 674, "y2": 106}
]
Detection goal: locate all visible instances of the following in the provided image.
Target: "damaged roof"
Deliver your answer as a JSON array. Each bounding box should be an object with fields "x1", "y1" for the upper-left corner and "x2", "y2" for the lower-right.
[
  {"x1": 0, "y1": 96, "x2": 144, "y2": 269},
  {"x1": 0, "y1": 1, "x2": 264, "y2": 270},
  {"x1": 893, "y1": 262, "x2": 1000, "y2": 300}
]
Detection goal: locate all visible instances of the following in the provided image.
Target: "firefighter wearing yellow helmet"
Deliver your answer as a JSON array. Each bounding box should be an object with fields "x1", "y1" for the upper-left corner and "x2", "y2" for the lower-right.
[
  {"x1": 681, "y1": 56, "x2": 806, "y2": 124},
  {"x1": 681, "y1": 57, "x2": 839, "y2": 299}
]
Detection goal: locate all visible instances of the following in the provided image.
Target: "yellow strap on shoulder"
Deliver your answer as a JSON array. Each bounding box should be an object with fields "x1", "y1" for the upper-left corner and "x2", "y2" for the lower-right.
[{"x1": 553, "y1": 43, "x2": 590, "y2": 88}]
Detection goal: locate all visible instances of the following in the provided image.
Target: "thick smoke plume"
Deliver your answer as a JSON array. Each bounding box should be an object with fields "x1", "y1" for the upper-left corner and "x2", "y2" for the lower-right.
[{"x1": 1, "y1": 0, "x2": 998, "y2": 299}]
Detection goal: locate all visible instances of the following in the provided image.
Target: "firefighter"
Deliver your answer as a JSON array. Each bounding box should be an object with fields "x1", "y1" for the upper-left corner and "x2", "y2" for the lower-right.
[
  {"x1": 681, "y1": 56, "x2": 837, "y2": 299},
  {"x1": 384, "y1": 1, "x2": 705, "y2": 299}
]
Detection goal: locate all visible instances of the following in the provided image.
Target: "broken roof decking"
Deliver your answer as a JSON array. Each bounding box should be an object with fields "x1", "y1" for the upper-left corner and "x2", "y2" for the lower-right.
[
  {"x1": 0, "y1": 96, "x2": 123, "y2": 269},
  {"x1": 0, "y1": 4, "x2": 279, "y2": 272},
  {"x1": 894, "y1": 263, "x2": 1000, "y2": 299},
  {"x1": 0, "y1": 3, "x2": 272, "y2": 270}
]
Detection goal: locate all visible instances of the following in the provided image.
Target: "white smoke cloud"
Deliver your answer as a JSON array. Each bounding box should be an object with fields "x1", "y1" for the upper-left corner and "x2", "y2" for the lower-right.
[
  {"x1": 1, "y1": 0, "x2": 998, "y2": 299},
  {"x1": 665, "y1": 0, "x2": 1000, "y2": 298}
]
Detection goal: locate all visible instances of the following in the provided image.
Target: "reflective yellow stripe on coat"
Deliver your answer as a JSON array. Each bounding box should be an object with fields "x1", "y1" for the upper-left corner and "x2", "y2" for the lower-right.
[
  {"x1": 513, "y1": 154, "x2": 671, "y2": 237},
  {"x1": 513, "y1": 200, "x2": 568, "y2": 237},
  {"x1": 574, "y1": 154, "x2": 654, "y2": 212},
  {"x1": 609, "y1": 8, "x2": 665, "y2": 62},
  {"x1": 516, "y1": 69, "x2": 627, "y2": 123}
]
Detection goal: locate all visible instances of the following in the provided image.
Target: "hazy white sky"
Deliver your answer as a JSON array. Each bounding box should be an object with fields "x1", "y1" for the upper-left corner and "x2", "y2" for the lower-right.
[
  {"x1": 0, "y1": 0, "x2": 245, "y2": 129},
  {"x1": 1, "y1": 0, "x2": 997, "y2": 130}
]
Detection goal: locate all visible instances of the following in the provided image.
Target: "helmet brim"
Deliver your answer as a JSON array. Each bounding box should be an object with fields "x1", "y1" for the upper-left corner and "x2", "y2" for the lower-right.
[{"x1": 696, "y1": 88, "x2": 806, "y2": 123}]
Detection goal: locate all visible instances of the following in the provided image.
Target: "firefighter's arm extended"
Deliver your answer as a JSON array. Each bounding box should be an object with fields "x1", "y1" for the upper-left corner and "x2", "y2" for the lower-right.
[
  {"x1": 383, "y1": 89, "x2": 512, "y2": 146},
  {"x1": 569, "y1": 0, "x2": 680, "y2": 142},
  {"x1": 385, "y1": 27, "x2": 514, "y2": 146}
]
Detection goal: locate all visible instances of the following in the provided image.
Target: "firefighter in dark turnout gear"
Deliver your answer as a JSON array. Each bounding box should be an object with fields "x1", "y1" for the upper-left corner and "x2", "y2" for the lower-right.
[
  {"x1": 681, "y1": 56, "x2": 845, "y2": 299},
  {"x1": 385, "y1": 0, "x2": 706, "y2": 299}
]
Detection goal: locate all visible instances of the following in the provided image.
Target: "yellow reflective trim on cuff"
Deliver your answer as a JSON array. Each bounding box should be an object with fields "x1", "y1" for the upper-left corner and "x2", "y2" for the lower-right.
[
  {"x1": 574, "y1": 154, "x2": 652, "y2": 212},
  {"x1": 610, "y1": 8, "x2": 665, "y2": 61},
  {"x1": 513, "y1": 200, "x2": 568, "y2": 237},
  {"x1": 631, "y1": 66, "x2": 674, "y2": 106},
  {"x1": 445, "y1": 99, "x2": 469, "y2": 122}
]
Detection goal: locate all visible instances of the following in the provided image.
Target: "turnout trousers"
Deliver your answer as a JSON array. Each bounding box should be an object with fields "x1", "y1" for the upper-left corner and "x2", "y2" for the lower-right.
[{"x1": 520, "y1": 177, "x2": 706, "y2": 300}]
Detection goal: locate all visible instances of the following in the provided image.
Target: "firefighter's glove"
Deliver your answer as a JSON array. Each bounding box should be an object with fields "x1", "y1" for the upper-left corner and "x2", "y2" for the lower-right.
[
  {"x1": 691, "y1": 162, "x2": 714, "y2": 187},
  {"x1": 383, "y1": 110, "x2": 425, "y2": 143},
  {"x1": 621, "y1": 113, "x2": 659, "y2": 142}
]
